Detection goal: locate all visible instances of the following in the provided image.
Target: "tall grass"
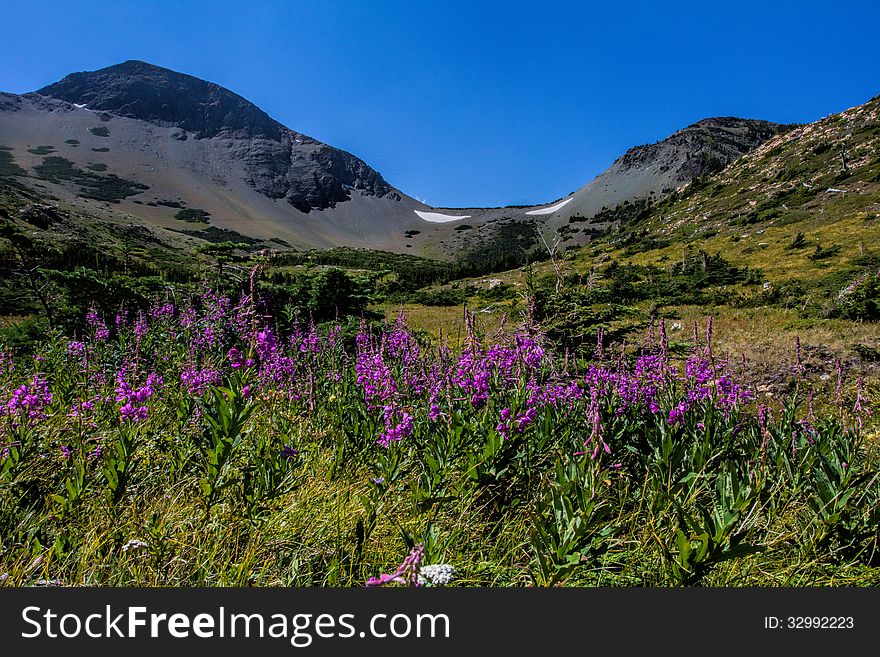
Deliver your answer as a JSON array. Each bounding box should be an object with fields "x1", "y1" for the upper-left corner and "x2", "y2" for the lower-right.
[{"x1": 0, "y1": 282, "x2": 877, "y2": 587}]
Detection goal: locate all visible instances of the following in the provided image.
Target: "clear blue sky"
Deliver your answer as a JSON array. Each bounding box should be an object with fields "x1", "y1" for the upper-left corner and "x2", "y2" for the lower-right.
[{"x1": 2, "y1": 0, "x2": 878, "y2": 207}]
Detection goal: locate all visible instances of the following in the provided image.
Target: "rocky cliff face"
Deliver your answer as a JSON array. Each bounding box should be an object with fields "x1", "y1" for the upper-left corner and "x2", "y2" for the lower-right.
[
  {"x1": 534, "y1": 116, "x2": 792, "y2": 247},
  {"x1": 35, "y1": 60, "x2": 399, "y2": 212},
  {"x1": 615, "y1": 117, "x2": 789, "y2": 185}
]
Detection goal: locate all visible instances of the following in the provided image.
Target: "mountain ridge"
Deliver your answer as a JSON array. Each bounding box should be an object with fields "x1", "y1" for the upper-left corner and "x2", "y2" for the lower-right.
[{"x1": 0, "y1": 60, "x2": 805, "y2": 257}]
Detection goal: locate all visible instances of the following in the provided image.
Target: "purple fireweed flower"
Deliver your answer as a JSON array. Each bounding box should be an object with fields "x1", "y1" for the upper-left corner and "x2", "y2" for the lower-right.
[
  {"x1": 5, "y1": 374, "x2": 53, "y2": 421},
  {"x1": 366, "y1": 543, "x2": 424, "y2": 588},
  {"x1": 86, "y1": 307, "x2": 110, "y2": 341},
  {"x1": 684, "y1": 355, "x2": 714, "y2": 386},
  {"x1": 150, "y1": 302, "x2": 175, "y2": 320},
  {"x1": 515, "y1": 406, "x2": 538, "y2": 432},
  {"x1": 355, "y1": 348, "x2": 396, "y2": 408},
  {"x1": 514, "y1": 334, "x2": 544, "y2": 368},
  {"x1": 298, "y1": 320, "x2": 321, "y2": 355},
  {"x1": 585, "y1": 387, "x2": 610, "y2": 458},
  {"x1": 67, "y1": 397, "x2": 98, "y2": 419},
  {"x1": 377, "y1": 408, "x2": 414, "y2": 448},
  {"x1": 256, "y1": 328, "x2": 278, "y2": 359},
  {"x1": 495, "y1": 407, "x2": 513, "y2": 439},
  {"x1": 180, "y1": 368, "x2": 221, "y2": 396},
  {"x1": 133, "y1": 313, "x2": 148, "y2": 339},
  {"x1": 119, "y1": 402, "x2": 148, "y2": 422},
  {"x1": 228, "y1": 347, "x2": 246, "y2": 369},
  {"x1": 178, "y1": 306, "x2": 196, "y2": 329},
  {"x1": 115, "y1": 370, "x2": 161, "y2": 422},
  {"x1": 659, "y1": 317, "x2": 669, "y2": 359},
  {"x1": 835, "y1": 359, "x2": 843, "y2": 408},
  {"x1": 85, "y1": 307, "x2": 100, "y2": 327},
  {"x1": 194, "y1": 324, "x2": 219, "y2": 351},
  {"x1": 714, "y1": 375, "x2": 752, "y2": 411},
  {"x1": 0, "y1": 351, "x2": 14, "y2": 376},
  {"x1": 853, "y1": 375, "x2": 870, "y2": 428},
  {"x1": 115, "y1": 371, "x2": 162, "y2": 404},
  {"x1": 758, "y1": 405, "x2": 771, "y2": 461},
  {"x1": 385, "y1": 311, "x2": 420, "y2": 363},
  {"x1": 453, "y1": 349, "x2": 495, "y2": 408},
  {"x1": 668, "y1": 401, "x2": 688, "y2": 426},
  {"x1": 60, "y1": 445, "x2": 71, "y2": 460},
  {"x1": 229, "y1": 294, "x2": 255, "y2": 343},
  {"x1": 327, "y1": 324, "x2": 342, "y2": 349}
]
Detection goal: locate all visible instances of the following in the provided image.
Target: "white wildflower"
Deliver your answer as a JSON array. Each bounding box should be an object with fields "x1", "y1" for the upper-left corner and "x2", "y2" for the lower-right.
[
  {"x1": 418, "y1": 564, "x2": 456, "y2": 586},
  {"x1": 122, "y1": 538, "x2": 149, "y2": 553}
]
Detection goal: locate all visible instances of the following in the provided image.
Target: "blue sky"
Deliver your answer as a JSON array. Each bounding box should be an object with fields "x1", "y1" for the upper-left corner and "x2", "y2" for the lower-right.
[{"x1": 2, "y1": 0, "x2": 878, "y2": 207}]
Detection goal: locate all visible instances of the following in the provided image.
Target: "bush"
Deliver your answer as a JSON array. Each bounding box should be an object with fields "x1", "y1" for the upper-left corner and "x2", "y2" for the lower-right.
[
  {"x1": 837, "y1": 273, "x2": 880, "y2": 321},
  {"x1": 787, "y1": 232, "x2": 808, "y2": 250},
  {"x1": 810, "y1": 244, "x2": 842, "y2": 261},
  {"x1": 408, "y1": 287, "x2": 467, "y2": 306},
  {"x1": 175, "y1": 208, "x2": 211, "y2": 223}
]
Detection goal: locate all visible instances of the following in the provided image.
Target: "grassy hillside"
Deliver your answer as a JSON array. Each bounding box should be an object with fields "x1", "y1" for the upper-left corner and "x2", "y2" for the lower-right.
[{"x1": 368, "y1": 95, "x2": 880, "y2": 421}]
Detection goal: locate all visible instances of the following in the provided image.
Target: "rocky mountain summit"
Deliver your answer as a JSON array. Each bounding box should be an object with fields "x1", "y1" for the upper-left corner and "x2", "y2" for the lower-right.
[
  {"x1": 35, "y1": 61, "x2": 398, "y2": 212},
  {"x1": 539, "y1": 117, "x2": 792, "y2": 244},
  {"x1": 616, "y1": 117, "x2": 787, "y2": 183},
  {"x1": 37, "y1": 60, "x2": 284, "y2": 140}
]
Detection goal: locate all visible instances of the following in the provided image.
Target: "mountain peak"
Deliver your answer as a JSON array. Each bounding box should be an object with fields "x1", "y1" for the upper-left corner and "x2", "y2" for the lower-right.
[
  {"x1": 615, "y1": 116, "x2": 791, "y2": 174},
  {"x1": 35, "y1": 60, "x2": 283, "y2": 140}
]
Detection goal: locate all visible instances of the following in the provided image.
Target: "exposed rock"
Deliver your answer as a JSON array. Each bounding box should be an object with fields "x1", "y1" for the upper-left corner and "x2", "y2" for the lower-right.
[
  {"x1": 37, "y1": 60, "x2": 283, "y2": 140},
  {"x1": 19, "y1": 203, "x2": 69, "y2": 229},
  {"x1": 34, "y1": 60, "x2": 399, "y2": 212}
]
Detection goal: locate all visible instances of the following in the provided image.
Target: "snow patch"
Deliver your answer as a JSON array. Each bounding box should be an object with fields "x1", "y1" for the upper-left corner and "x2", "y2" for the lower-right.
[
  {"x1": 525, "y1": 197, "x2": 574, "y2": 215},
  {"x1": 415, "y1": 210, "x2": 471, "y2": 223}
]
